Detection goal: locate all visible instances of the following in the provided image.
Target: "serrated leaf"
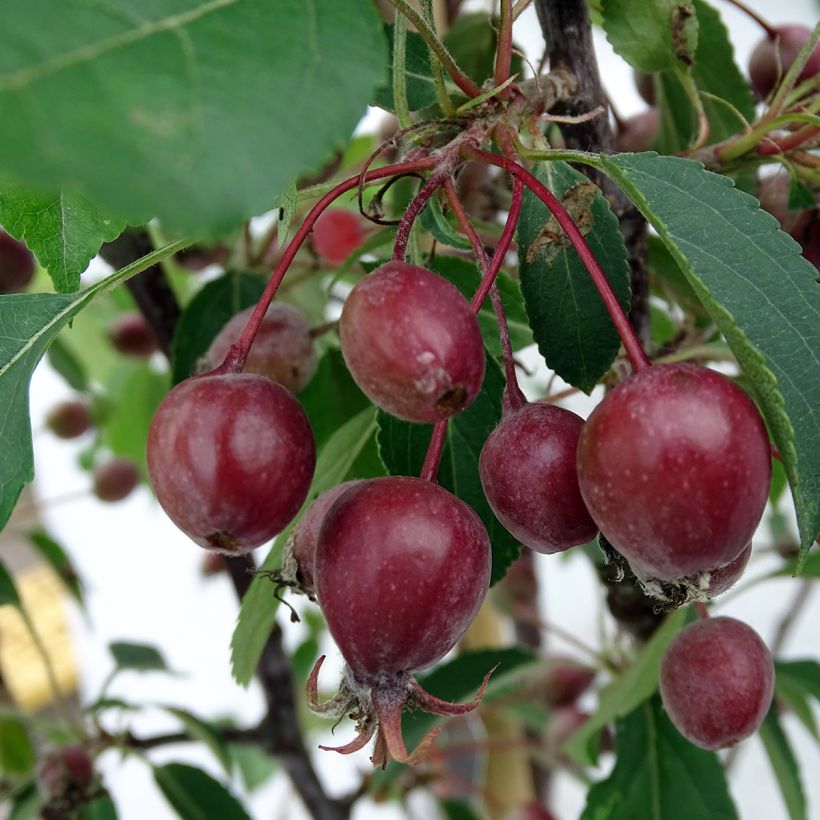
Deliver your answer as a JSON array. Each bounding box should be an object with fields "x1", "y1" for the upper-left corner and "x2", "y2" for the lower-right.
[
  {"x1": 601, "y1": 152, "x2": 820, "y2": 553},
  {"x1": 0, "y1": 717, "x2": 35, "y2": 775},
  {"x1": 581, "y1": 696, "x2": 737, "y2": 820},
  {"x1": 0, "y1": 184, "x2": 125, "y2": 292},
  {"x1": 109, "y1": 641, "x2": 168, "y2": 672},
  {"x1": 0, "y1": 1, "x2": 387, "y2": 235},
  {"x1": 231, "y1": 406, "x2": 380, "y2": 685},
  {"x1": 153, "y1": 763, "x2": 250, "y2": 820},
  {"x1": 374, "y1": 24, "x2": 436, "y2": 112},
  {"x1": 517, "y1": 161, "x2": 630, "y2": 393},
  {"x1": 601, "y1": 0, "x2": 698, "y2": 72},
  {"x1": 171, "y1": 271, "x2": 266, "y2": 384},
  {"x1": 759, "y1": 706, "x2": 807, "y2": 820},
  {"x1": 565, "y1": 606, "x2": 689, "y2": 765},
  {"x1": 377, "y1": 353, "x2": 521, "y2": 584},
  {"x1": 0, "y1": 558, "x2": 22, "y2": 609},
  {"x1": 164, "y1": 707, "x2": 232, "y2": 776},
  {"x1": 27, "y1": 530, "x2": 83, "y2": 606},
  {"x1": 0, "y1": 240, "x2": 186, "y2": 532}
]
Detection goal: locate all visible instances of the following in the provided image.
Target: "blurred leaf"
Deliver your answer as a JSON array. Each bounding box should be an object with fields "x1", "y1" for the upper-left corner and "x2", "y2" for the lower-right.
[
  {"x1": 443, "y1": 12, "x2": 522, "y2": 85},
  {"x1": 0, "y1": 558, "x2": 22, "y2": 609},
  {"x1": 775, "y1": 660, "x2": 820, "y2": 739},
  {"x1": 164, "y1": 707, "x2": 232, "y2": 776},
  {"x1": 78, "y1": 795, "x2": 119, "y2": 820},
  {"x1": 231, "y1": 407, "x2": 379, "y2": 686},
  {"x1": 228, "y1": 744, "x2": 277, "y2": 792},
  {"x1": 759, "y1": 706, "x2": 807, "y2": 820},
  {"x1": 374, "y1": 24, "x2": 436, "y2": 112},
  {"x1": 8, "y1": 783, "x2": 41, "y2": 820},
  {"x1": 517, "y1": 161, "x2": 630, "y2": 393},
  {"x1": 602, "y1": 152, "x2": 820, "y2": 555},
  {"x1": 0, "y1": 1, "x2": 387, "y2": 235},
  {"x1": 109, "y1": 641, "x2": 168, "y2": 673},
  {"x1": 171, "y1": 271, "x2": 265, "y2": 384},
  {"x1": 581, "y1": 696, "x2": 737, "y2": 820},
  {"x1": 46, "y1": 336, "x2": 89, "y2": 392},
  {"x1": 0, "y1": 184, "x2": 125, "y2": 292},
  {"x1": 565, "y1": 607, "x2": 690, "y2": 765},
  {"x1": 440, "y1": 799, "x2": 483, "y2": 820},
  {"x1": 153, "y1": 763, "x2": 250, "y2": 820},
  {"x1": 27, "y1": 530, "x2": 83, "y2": 606},
  {"x1": 377, "y1": 353, "x2": 521, "y2": 584},
  {"x1": 0, "y1": 717, "x2": 35, "y2": 775}
]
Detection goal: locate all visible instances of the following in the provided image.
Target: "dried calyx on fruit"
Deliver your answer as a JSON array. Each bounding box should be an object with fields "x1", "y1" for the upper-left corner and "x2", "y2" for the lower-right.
[
  {"x1": 306, "y1": 477, "x2": 492, "y2": 765},
  {"x1": 147, "y1": 372, "x2": 315, "y2": 553},
  {"x1": 577, "y1": 363, "x2": 771, "y2": 582},
  {"x1": 201, "y1": 302, "x2": 318, "y2": 393},
  {"x1": 340, "y1": 261, "x2": 485, "y2": 423}
]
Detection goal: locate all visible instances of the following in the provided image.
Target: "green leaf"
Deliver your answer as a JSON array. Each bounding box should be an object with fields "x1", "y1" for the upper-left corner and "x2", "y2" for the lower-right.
[
  {"x1": 374, "y1": 24, "x2": 436, "y2": 112},
  {"x1": 601, "y1": 152, "x2": 820, "y2": 554},
  {"x1": 8, "y1": 783, "x2": 41, "y2": 820},
  {"x1": 581, "y1": 696, "x2": 738, "y2": 820},
  {"x1": 171, "y1": 271, "x2": 266, "y2": 384},
  {"x1": 420, "y1": 195, "x2": 472, "y2": 250},
  {"x1": 377, "y1": 353, "x2": 521, "y2": 584},
  {"x1": 78, "y1": 795, "x2": 119, "y2": 820},
  {"x1": 153, "y1": 763, "x2": 250, "y2": 820},
  {"x1": 759, "y1": 706, "x2": 807, "y2": 820},
  {"x1": 440, "y1": 799, "x2": 483, "y2": 820},
  {"x1": 443, "y1": 12, "x2": 522, "y2": 86},
  {"x1": 228, "y1": 744, "x2": 277, "y2": 792},
  {"x1": 164, "y1": 707, "x2": 232, "y2": 776},
  {"x1": 230, "y1": 406, "x2": 380, "y2": 685},
  {"x1": 774, "y1": 660, "x2": 820, "y2": 739},
  {"x1": 27, "y1": 530, "x2": 83, "y2": 606},
  {"x1": 0, "y1": 717, "x2": 36, "y2": 775},
  {"x1": 46, "y1": 336, "x2": 89, "y2": 392},
  {"x1": 0, "y1": 558, "x2": 22, "y2": 609},
  {"x1": 517, "y1": 161, "x2": 630, "y2": 393},
  {"x1": 0, "y1": 239, "x2": 187, "y2": 532},
  {"x1": 0, "y1": 1, "x2": 388, "y2": 235},
  {"x1": 0, "y1": 184, "x2": 125, "y2": 292},
  {"x1": 373, "y1": 648, "x2": 537, "y2": 788},
  {"x1": 601, "y1": 0, "x2": 698, "y2": 72},
  {"x1": 565, "y1": 606, "x2": 690, "y2": 765},
  {"x1": 109, "y1": 641, "x2": 169, "y2": 672}
]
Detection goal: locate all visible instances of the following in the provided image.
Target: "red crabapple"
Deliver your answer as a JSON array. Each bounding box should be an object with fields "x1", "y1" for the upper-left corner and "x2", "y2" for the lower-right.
[
  {"x1": 749, "y1": 25, "x2": 820, "y2": 98},
  {"x1": 616, "y1": 109, "x2": 659, "y2": 153},
  {"x1": 107, "y1": 313, "x2": 158, "y2": 358},
  {"x1": 45, "y1": 400, "x2": 93, "y2": 439},
  {"x1": 92, "y1": 457, "x2": 140, "y2": 502},
  {"x1": 312, "y1": 209, "x2": 366, "y2": 265}
]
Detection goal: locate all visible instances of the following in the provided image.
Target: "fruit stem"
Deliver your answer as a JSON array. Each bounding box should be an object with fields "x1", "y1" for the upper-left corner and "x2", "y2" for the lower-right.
[
  {"x1": 218, "y1": 155, "x2": 438, "y2": 374},
  {"x1": 494, "y1": 0, "x2": 514, "y2": 98},
  {"x1": 757, "y1": 124, "x2": 820, "y2": 156},
  {"x1": 721, "y1": 0, "x2": 777, "y2": 38},
  {"x1": 392, "y1": 169, "x2": 453, "y2": 262},
  {"x1": 695, "y1": 601, "x2": 710, "y2": 620},
  {"x1": 442, "y1": 178, "x2": 526, "y2": 412},
  {"x1": 467, "y1": 145, "x2": 651, "y2": 373},
  {"x1": 419, "y1": 420, "x2": 449, "y2": 482}
]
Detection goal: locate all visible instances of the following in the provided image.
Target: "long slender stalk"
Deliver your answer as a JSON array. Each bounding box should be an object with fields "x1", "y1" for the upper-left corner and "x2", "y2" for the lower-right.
[
  {"x1": 392, "y1": 14, "x2": 412, "y2": 128},
  {"x1": 494, "y1": 0, "x2": 514, "y2": 96},
  {"x1": 466, "y1": 146, "x2": 651, "y2": 372},
  {"x1": 392, "y1": 169, "x2": 452, "y2": 261}
]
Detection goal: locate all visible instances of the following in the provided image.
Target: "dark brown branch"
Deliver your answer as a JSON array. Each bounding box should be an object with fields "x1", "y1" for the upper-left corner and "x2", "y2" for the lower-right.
[
  {"x1": 535, "y1": 0, "x2": 651, "y2": 349},
  {"x1": 99, "y1": 229, "x2": 181, "y2": 358},
  {"x1": 126, "y1": 724, "x2": 268, "y2": 751}
]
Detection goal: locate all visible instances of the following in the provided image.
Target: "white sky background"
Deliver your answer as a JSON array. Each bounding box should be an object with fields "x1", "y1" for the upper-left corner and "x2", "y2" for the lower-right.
[{"x1": 25, "y1": 0, "x2": 820, "y2": 818}]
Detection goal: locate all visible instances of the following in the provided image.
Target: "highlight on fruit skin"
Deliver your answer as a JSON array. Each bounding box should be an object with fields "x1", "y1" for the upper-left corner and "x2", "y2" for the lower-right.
[
  {"x1": 306, "y1": 476, "x2": 493, "y2": 765},
  {"x1": 339, "y1": 261, "x2": 485, "y2": 424},
  {"x1": 147, "y1": 372, "x2": 316, "y2": 553},
  {"x1": 576, "y1": 363, "x2": 771, "y2": 581},
  {"x1": 659, "y1": 616, "x2": 774, "y2": 750}
]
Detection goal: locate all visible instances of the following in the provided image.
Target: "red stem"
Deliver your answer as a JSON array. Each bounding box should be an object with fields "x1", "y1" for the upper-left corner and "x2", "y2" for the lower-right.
[
  {"x1": 214, "y1": 155, "x2": 438, "y2": 373},
  {"x1": 494, "y1": 0, "x2": 514, "y2": 97},
  {"x1": 392, "y1": 168, "x2": 453, "y2": 262},
  {"x1": 467, "y1": 146, "x2": 651, "y2": 372},
  {"x1": 695, "y1": 601, "x2": 710, "y2": 621},
  {"x1": 419, "y1": 421, "x2": 449, "y2": 482},
  {"x1": 490, "y1": 285, "x2": 527, "y2": 413},
  {"x1": 757, "y1": 124, "x2": 820, "y2": 156}
]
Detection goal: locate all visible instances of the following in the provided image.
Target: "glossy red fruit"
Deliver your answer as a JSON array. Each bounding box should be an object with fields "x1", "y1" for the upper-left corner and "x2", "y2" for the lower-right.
[
  {"x1": 340, "y1": 262, "x2": 485, "y2": 423},
  {"x1": 93, "y1": 457, "x2": 140, "y2": 502},
  {"x1": 0, "y1": 229, "x2": 36, "y2": 294},
  {"x1": 577, "y1": 363, "x2": 771, "y2": 580},
  {"x1": 38, "y1": 745, "x2": 94, "y2": 798},
  {"x1": 287, "y1": 480, "x2": 361, "y2": 594},
  {"x1": 660, "y1": 616, "x2": 774, "y2": 749},
  {"x1": 108, "y1": 312, "x2": 158, "y2": 358},
  {"x1": 697, "y1": 541, "x2": 752, "y2": 597},
  {"x1": 312, "y1": 209, "x2": 365, "y2": 264},
  {"x1": 616, "y1": 108, "x2": 659, "y2": 153},
  {"x1": 202, "y1": 302, "x2": 318, "y2": 393},
  {"x1": 479, "y1": 403, "x2": 598, "y2": 553},
  {"x1": 45, "y1": 400, "x2": 92, "y2": 439},
  {"x1": 749, "y1": 25, "x2": 820, "y2": 98},
  {"x1": 147, "y1": 373, "x2": 315, "y2": 553},
  {"x1": 316, "y1": 476, "x2": 491, "y2": 683}
]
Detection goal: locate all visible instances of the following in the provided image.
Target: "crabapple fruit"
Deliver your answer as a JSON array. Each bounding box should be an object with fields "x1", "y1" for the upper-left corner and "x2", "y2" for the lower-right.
[
  {"x1": 695, "y1": 541, "x2": 752, "y2": 597},
  {"x1": 616, "y1": 109, "x2": 659, "y2": 153},
  {"x1": 312, "y1": 209, "x2": 366, "y2": 264},
  {"x1": 340, "y1": 261, "x2": 485, "y2": 423},
  {"x1": 147, "y1": 373, "x2": 315, "y2": 553},
  {"x1": 92, "y1": 457, "x2": 140, "y2": 502},
  {"x1": 0, "y1": 229, "x2": 35, "y2": 294},
  {"x1": 577, "y1": 363, "x2": 771, "y2": 580},
  {"x1": 479, "y1": 403, "x2": 598, "y2": 553},
  {"x1": 38, "y1": 745, "x2": 94, "y2": 799},
  {"x1": 45, "y1": 400, "x2": 92, "y2": 439},
  {"x1": 659, "y1": 616, "x2": 774, "y2": 749},
  {"x1": 202, "y1": 302, "x2": 318, "y2": 393},
  {"x1": 749, "y1": 25, "x2": 820, "y2": 98},
  {"x1": 107, "y1": 312, "x2": 158, "y2": 358},
  {"x1": 543, "y1": 658, "x2": 596, "y2": 708}
]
